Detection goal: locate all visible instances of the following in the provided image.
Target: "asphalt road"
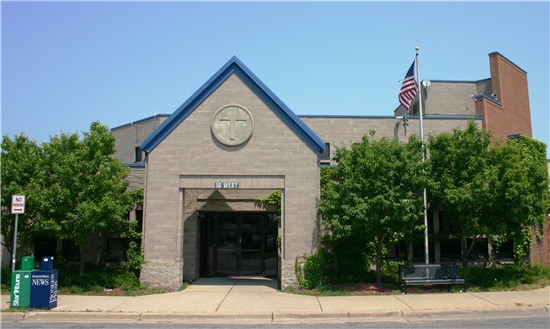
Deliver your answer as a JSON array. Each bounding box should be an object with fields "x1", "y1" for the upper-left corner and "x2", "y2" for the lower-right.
[{"x1": 3, "y1": 315, "x2": 550, "y2": 329}]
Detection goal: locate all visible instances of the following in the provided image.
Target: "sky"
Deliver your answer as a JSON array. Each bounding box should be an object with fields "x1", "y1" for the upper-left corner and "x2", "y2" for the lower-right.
[{"x1": 2, "y1": 1, "x2": 549, "y2": 155}]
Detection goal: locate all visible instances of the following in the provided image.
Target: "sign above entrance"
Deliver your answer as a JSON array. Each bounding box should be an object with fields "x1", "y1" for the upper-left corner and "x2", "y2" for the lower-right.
[
  {"x1": 211, "y1": 104, "x2": 254, "y2": 146},
  {"x1": 215, "y1": 182, "x2": 240, "y2": 189}
]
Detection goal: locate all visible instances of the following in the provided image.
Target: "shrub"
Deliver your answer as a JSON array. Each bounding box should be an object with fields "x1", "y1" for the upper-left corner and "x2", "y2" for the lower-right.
[
  {"x1": 113, "y1": 270, "x2": 141, "y2": 291},
  {"x1": 295, "y1": 251, "x2": 329, "y2": 290},
  {"x1": 460, "y1": 264, "x2": 550, "y2": 290}
]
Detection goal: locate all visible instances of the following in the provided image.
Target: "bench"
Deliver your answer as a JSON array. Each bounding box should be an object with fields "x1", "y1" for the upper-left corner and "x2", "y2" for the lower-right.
[{"x1": 398, "y1": 263, "x2": 465, "y2": 293}]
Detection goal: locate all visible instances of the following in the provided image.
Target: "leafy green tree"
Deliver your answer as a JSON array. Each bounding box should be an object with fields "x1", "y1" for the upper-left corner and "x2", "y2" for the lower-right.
[
  {"x1": 427, "y1": 122, "x2": 499, "y2": 265},
  {"x1": 490, "y1": 135, "x2": 549, "y2": 262},
  {"x1": 1, "y1": 134, "x2": 43, "y2": 263},
  {"x1": 319, "y1": 133, "x2": 426, "y2": 286},
  {"x1": 428, "y1": 122, "x2": 549, "y2": 265},
  {"x1": 1, "y1": 122, "x2": 141, "y2": 273}
]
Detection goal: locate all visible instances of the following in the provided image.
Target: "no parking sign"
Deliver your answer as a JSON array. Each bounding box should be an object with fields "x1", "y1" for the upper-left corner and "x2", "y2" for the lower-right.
[{"x1": 11, "y1": 195, "x2": 25, "y2": 214}]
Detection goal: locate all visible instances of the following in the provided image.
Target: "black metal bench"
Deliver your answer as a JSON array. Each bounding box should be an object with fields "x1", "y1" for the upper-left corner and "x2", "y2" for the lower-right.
[{"x1": 398, "y1": 263, "x2": 465, "y2": 293}]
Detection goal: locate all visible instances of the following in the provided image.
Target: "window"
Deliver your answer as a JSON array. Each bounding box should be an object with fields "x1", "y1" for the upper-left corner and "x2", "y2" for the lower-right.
[
  {"x1": 134, "y1": 146, "x2": 143, "y2": 162},
  {"x1": 34, "y1": 237, "x2": 57, "y2": 260},
  {"x1": 439, "y1": 211, "x2": 457, "y2": 233},
  {"x1": 62, "y1": 239, "x2": 80, "y2": 261},
  {"x1": 440, "y1": 239, "x2": 461, "y2": 262},
  {"x1": 135, "y1": 204, "x2": 143, "y2": 233},
  {"x1": 320, "y1": 143, "x2": 330, "y2": 160},
  {"x1": 495, "y1": 240, "x2": 513, "y2": 260},
  {"x1": 106, "y1": 238, "x2": 129, "y2": 262}
]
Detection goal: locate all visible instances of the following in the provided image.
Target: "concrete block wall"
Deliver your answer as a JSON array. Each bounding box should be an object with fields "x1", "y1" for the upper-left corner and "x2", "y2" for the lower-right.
[
  {"x1": 423, "y1": 82, "x2": 478, "y2": 116},
  {"x1": 112, "y1": 115, "x2": 168, "y2": 164},
  {"x1": 301, "y1": 116, "x2": 480, "y2": 162},
  {"x1": 140, "y1": 74, "x2": 320, "y2": 290}
]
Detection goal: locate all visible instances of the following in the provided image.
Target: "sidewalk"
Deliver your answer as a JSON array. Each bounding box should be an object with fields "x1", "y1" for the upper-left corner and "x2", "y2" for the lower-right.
[{"x1": 1, "y1": 277, "x2": 549, "y2": 323}]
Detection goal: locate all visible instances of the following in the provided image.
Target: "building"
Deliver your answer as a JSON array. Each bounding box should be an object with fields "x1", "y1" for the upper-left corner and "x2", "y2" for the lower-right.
[{"x1": 112, "y1": 52, "x2": 540, "y2": 290}]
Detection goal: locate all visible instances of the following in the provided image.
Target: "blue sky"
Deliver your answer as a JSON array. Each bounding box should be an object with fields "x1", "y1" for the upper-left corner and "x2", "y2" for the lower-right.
[{"x1": 2, "y1": 1, "x2": 549, "y2": 155}]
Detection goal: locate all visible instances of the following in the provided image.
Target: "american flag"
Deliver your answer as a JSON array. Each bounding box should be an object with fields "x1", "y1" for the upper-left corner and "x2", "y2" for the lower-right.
[{"x1": 399, "y1": 61, "x2": 418, "y2": 112}]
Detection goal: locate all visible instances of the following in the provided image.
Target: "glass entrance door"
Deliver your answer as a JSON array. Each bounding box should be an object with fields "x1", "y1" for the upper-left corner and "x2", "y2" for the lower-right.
[
  {"x1": 240, "y1": 214, "x2": 263, "y2": 275},
  {"x1": 200, "y1": 212, "x2": 278, "y2": 278},
  {"x1": 216, "y1": 216, "x2": 238, "y2": 275}
]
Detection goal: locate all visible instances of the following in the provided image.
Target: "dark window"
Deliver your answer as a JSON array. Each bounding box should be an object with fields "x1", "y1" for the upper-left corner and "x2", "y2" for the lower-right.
[
  {"x1": 439, "y1": 211, "x2": 457, "y2": 233},
  {"x1": 320, "y1": 143, "x2": 330, "y2": 160},
  {"x1": 34, "y1": 236, "x2": 57, "y2": 260},
  {"x1": 134, "y1": 146, "x2": 142, "y2": 162},
  {"x1": 495, "y1": 240, "x2": 513, "y2": 260},
  {"x1": 440, "y1": 239, "x2": 461, "y2": 262},
  {"x1": 386, "y1": 242, "x2": 408, "y2": 260},
  {"x1": 468, "y1": 238, "x2": 488, "y2": 261},
  {"x1": 62, "y1": 239, "x2": 80, "y2": 261},
  {"x1": 135, "y1": 204, "x2": 143, "y2": 233},
  {"x1": 106, "y1": 238, "x2": 129, "y2": 262}
]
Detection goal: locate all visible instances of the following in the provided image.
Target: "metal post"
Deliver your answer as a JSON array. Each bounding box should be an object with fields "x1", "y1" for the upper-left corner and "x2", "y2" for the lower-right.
[
  {"x1": 12, "y1": 213, "x2": 19, "y2": 272},
  {"x1": 415, "y1": 47, "x2": 429, "y2": 265}
]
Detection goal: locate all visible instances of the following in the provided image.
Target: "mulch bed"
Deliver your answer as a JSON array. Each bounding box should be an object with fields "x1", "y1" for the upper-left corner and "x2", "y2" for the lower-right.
[{"x1": 332, "y1": 282, "x2": 458, "y2": 295}]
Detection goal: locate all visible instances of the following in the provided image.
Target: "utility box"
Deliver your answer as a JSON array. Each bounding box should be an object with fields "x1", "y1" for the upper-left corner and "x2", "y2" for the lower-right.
[
  {"x1": 10, "y1": 271, "x2": 32, "y2": 308},
  {"x1": 21, "y1": 256, "x2": 35, "y2": 271},
  {"x1": 30, "y1": 270, "x2": 58, "y2": 309}
]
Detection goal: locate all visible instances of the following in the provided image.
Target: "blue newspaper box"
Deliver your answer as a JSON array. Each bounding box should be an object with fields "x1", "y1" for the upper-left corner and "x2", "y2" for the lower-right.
[
  {"x1": 41, "y1": 256, "x2": 54, "y2": 270},
  {"x1": 30, "y1": 270, "x2": 58, "y2": 309}
]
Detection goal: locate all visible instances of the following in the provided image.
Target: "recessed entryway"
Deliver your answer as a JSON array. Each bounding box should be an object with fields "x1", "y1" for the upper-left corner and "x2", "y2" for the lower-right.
[{"x1": 199, "y1": 212, "x2": 278, "y2": 278}]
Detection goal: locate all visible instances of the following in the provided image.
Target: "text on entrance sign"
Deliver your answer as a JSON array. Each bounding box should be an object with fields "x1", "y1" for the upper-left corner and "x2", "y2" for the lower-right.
[{"x1": 214, "y1": 182, "x2": 240, "y2": 189}]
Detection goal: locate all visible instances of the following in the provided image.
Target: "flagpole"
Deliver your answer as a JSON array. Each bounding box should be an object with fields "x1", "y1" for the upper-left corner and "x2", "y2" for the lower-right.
[{"x1": 415, "y1": 46, "x2": 429, "y2": 265}]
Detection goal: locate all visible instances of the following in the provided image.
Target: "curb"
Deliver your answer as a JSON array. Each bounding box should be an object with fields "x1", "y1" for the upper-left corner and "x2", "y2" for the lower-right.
[{"x1": 2, "y1": 306, "x2": 548, "y2": 324}]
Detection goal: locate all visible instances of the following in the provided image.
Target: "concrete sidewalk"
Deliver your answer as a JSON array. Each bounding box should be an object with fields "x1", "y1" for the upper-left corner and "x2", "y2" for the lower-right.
[{"x1": 1, "y1": 277, "x2": 549, "y2": 323}]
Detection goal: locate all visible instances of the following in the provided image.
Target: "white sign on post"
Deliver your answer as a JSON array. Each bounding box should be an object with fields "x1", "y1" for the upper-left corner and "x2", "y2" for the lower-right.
[{"x1": 11, "y1": 195, "x2": 25, "y2": 214}]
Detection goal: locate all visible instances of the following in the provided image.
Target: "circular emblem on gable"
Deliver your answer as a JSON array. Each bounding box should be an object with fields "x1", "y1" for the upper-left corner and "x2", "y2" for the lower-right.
[{"x1": 211, "y1": 104, "x2": 254, "y2": 146}]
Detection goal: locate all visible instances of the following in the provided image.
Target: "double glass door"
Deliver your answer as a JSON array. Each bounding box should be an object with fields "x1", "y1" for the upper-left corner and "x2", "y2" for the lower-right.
[{"x1": 200, "y1": 212, "x2": 278, "y2": 277}]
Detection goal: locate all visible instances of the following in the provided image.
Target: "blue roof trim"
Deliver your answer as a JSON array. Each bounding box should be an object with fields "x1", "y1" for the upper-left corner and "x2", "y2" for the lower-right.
[
  {"x1": 122, "y1": 163, "x2": 146, "y2": 168},
  {"x1": 473, "y1": 95, "x2": 503, "y2": 106},
  {"x1": 140, "y1": 56, "x2": 325, "y2": 154}
]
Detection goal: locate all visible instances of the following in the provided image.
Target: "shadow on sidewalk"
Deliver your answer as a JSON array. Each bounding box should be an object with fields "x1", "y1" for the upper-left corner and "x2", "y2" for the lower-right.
[{"x1": 191, "y1": 276, "x2": 277, "y2": 289}]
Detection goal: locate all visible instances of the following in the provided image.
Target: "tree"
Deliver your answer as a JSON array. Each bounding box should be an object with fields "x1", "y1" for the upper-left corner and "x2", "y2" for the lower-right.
[
  {"x1": 490, "y1": 135, "x2": 550, "y2": 262},
  {"x1": 319, "y1": 132, "x2": 426, "y2": 286},
  {"x1": 427, "y1": 121, "x2": 499, "y2": 265},
  {"x1": 1, "y1": 122, "x2": 140, "y2": 273},
  {"x1": 1, "y1": 134, "x2": 43, "y2": 264},
  {"x1": 428, "y1": 122, "x2": 549, "y2": 265}
]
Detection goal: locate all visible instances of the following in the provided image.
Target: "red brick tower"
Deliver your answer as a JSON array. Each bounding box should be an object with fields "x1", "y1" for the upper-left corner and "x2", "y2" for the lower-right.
[{"x1": 475, "y1": 52, "x2": 532, "y2": 142}]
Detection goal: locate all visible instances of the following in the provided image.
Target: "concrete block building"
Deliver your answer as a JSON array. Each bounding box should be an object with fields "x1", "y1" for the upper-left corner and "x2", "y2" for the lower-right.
[{"x1": 112, "y1": 52, "x2": 543, "y2": 290}]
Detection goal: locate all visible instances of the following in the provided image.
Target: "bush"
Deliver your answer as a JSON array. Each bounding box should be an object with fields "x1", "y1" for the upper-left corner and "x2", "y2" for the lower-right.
[
  {"x1": 295, "y1": 251, "x2": 329, "y2": 289},
  {"x1": 380, "y1": 260, "x2": 406, "y2": 285},
  {"x1": 1, "y1": 267, "x2": 11, "y2": 292},
  {"x1": 460, "y1": 264, "x2": 550, "y2": 290},
  {"x1": 113, "y1": 270, "x2": 141, "y2": 291},
  {"x1": 57, "y1": 262, "x2": 141, "y2": 292}
]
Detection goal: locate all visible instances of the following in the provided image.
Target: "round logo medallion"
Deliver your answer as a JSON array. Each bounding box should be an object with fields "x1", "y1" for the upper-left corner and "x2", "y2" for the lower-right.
[{"x1": 211, "y1": 104, "x2": 254, "y2": 146}]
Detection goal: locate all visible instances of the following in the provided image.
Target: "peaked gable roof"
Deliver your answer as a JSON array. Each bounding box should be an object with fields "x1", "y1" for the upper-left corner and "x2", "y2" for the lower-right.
[{"x1": 140, "y1": 56, "x2": 325, "y2": 154}]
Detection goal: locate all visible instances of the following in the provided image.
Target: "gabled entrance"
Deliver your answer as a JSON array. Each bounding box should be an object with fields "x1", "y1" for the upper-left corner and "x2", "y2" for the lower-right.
[{"x1": 200, "y1": 212, "x2": 278, "y2": 278}]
